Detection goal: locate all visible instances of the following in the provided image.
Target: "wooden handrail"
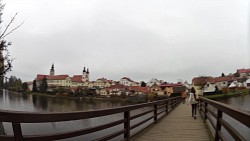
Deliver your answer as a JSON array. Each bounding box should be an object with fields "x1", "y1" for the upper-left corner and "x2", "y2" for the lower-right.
[
  {"x1": 199, "y1": 97, "x2": 250, "y2": 141},
  {"x1": 0, "y1": 97, "x2": 182, "y2": 141}
]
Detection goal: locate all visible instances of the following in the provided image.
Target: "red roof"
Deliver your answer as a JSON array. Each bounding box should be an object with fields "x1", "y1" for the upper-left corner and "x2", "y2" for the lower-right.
[
  {"x1": 36, "y1": 74, "x2": 69, "y2": 81},
  {"x1": 214, "y1": 76, "x2": 235, "y2": 82},
  {"x1": 192, "y1": 76, "x2": 215, "y2": 85},
  {"x1": 237, "y1": 68, "x2": 250, "y2": 74},
  {"x1": 160, "y1": 82, "x2": 183, "y2": 87},
  {"x1": 128, "y1": 86, "x2": 150, "y2": 93},
  {"x1": 71, "y1": 75, "x2": 83, "y2": 83},
  {"x1": 109, "y1": 84, "x2": 128, "y2": 90}
]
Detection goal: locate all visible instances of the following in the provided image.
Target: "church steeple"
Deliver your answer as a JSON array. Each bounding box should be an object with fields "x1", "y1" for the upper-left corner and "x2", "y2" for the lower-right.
[
  {"x1": 50, "y1": 63, "x2": 55, "y2": 76},
  {"x1": 82, "y1": 67, "x2": 89, "y2": 82}
]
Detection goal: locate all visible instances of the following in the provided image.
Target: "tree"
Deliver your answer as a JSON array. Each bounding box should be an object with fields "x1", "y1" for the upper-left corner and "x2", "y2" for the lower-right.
[
  {"x1": 215, "y1": 86, "x2": 220, "y2": 94},
  {"x1": 4, "y1": 75, "x2": 22, "y2": 91},
  {"x1": 0, "y1": 1, "x2": 23, "y2": 87},
  {"x1": 140, "y1": 81, "x2": 147, "y2": 87},
  {"x1": 39, "y1": 76, "x2": 48, "y2": 93},
  {"x1": 221, "y1": 73, "x2": 225, "y2": 77},
  {"x1": 233, "y1": 73, "x2": 240, "y2": 77},
  {"x1": 32, "y1": 80, "x2": 38, "y2": 92},
  {"x1": 8, "y1": 75, "x2": 17, "y2": 88},
  {"x1": 16, "y1": 78, "x2": 22, "y2": 90}
]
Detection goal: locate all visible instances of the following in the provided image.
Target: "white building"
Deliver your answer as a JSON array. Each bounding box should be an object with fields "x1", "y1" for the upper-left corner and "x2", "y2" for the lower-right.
[
  {"x1": 36, "y1": 64, "x2": 90, "y2": 88},
  {"x1": 147, "y1": 78, "x2": 162, "y2": 87},
  {"x1": 201, "y1": 82, "x2": 216, "y2": 93},
  {"x1": 246, "y1": 79, "x2": 250, "y2": 88},
  {"x1": 119, "y1": 77, "x2": 135, "y2": 86}
]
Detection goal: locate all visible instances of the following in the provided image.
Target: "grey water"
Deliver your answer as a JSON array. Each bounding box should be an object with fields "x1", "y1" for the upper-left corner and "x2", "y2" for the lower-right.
[
  {"x1": 216, "y1": 94, "x2": 250, "y2": 140},
  {"x1": 0, "y1": 90, "x2": 153, "y2": 141}
]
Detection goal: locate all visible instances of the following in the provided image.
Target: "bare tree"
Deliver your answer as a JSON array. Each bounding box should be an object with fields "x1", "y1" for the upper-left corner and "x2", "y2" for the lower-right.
[{"x1": 0, "y1": 1, "x2": 23, "y2": 78}]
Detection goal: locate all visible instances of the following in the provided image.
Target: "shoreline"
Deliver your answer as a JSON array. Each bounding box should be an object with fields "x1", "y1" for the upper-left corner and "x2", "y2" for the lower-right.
[{"x1": 203, "y1": 91, "x2": 249, "y2": 100}]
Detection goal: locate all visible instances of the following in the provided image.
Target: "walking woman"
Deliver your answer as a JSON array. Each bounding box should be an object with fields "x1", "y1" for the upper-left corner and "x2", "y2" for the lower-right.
[{"x1": 188, "y1": 87, "x2": 198, "y2": 119}]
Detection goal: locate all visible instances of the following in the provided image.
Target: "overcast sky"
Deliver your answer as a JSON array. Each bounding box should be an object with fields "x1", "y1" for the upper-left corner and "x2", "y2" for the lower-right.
[{"x1": 2, "y1": 0, "x2": 250, "y2": 83}]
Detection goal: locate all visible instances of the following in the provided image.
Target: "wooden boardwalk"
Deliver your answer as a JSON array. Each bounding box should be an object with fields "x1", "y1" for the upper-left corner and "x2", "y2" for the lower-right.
[{"x1": 131, "y1": 100, "x2": 211, "y2": 141}]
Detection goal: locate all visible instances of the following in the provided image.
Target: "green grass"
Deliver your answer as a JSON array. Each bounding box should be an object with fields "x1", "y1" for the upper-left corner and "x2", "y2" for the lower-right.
[{"x1": 204, "y1": 89, "x2": 249, "y2": 100}]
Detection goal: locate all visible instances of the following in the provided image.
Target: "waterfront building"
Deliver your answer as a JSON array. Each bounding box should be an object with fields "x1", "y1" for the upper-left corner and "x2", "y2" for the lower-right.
[
  {"x1": 160, "y1": 82, "x2": 184, "y2": 97},
  {"x1": 119, "y1": 77, "x2": 137, "y2": 86},
  {"x1": 147, "y1": 78, "x2": 162, "y2": 87},
  {"x1": 214, "y1": 76, "x2": 235, "y2": 90},
  {"x1": 236, "y1": 68, "x2": 250, "y2": 78},
  {"x1": 192, "y1": 76, "x2": 215, "y2": 95},
  {"x1": 36, "y1": 64, "x2": 90, "y2": 89}
]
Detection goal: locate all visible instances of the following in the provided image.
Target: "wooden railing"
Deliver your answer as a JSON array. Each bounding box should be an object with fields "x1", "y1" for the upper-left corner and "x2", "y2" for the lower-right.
[
  {"x1": 199, "y1": 97, "x2": 250, "y2": 141},
  {"x1": 0, "y1": 96, "x2": 181, "y2": 141}
]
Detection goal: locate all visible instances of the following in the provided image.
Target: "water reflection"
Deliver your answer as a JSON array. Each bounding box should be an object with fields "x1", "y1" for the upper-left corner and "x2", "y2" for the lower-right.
[
  {"x1": 0, "y1": 90, "x2": 133, "y2": 140},
  {"x1": 218, "y1": 94, "x2": 250, "y2": 112},
  {"x1": 0, "y1": 90, "x2": 127, "y2": 112}
]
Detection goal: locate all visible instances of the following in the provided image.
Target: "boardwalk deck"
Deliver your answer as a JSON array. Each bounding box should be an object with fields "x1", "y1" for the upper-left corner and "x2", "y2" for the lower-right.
[{"x1": 131, "y1": 100, "x2": 212, "y2": 141}]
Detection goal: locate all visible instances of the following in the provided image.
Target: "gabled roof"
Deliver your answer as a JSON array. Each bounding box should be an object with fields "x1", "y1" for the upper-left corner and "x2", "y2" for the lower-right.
[
  {"x1": 121, "y1": 77, "x2": 134, "y2": 82},
  {"x1": 36, "y1": 74, "x2": 69, "y2": 81},
  {"x1": 160, "y1": 82, "x2": 183, "y2": 87},
  {"x1": 192, "y1": 76, "x2": 215, "y2": 85},
  {"x1": 150, "y1": 83, "x2": 161, "y2": 88},
  {"x1": 237, "y1": 68, "x2": 250, "y2": 74},
  {"x1": 128, "y1": 86, "x2": 150, "y2": 93},
  {"x1": 71, "y1": 75, "x2": 83, "y2": 83},
  {"x1": 229, "y1": 81, "x2": 238, "y2": 88},
  {"x1": 109, "y1": 84, "x2": 128, "y2": 90},
  {"x1": 214, "y1": 76, "x2": 235, "y2": 82}
]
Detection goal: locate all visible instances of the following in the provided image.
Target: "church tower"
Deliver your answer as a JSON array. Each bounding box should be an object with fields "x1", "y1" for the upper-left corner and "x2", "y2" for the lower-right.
[
  {"x1": 82, "y1": 67, "x2": 89, "y2": 82},
  {"x1": 86, "y1": 68, "x2": 89, "y2": 81},
  {"x1": 50, "y1": 63, "x2": 55, "y2": 76}
]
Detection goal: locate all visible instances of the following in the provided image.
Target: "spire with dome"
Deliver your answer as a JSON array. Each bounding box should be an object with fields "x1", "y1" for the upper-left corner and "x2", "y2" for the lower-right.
[{"x1": 50, "y1": 63, "x2": 55, "y2": 76}]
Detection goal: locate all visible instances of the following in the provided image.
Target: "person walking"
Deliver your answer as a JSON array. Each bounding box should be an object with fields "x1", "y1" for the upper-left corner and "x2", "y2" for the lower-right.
[
  {"x1": 188, "y1": 87, "x2": 198, "y2": 119},
  {"x1": 181, "y1": 91, "x2": 187, "y2": 104}
]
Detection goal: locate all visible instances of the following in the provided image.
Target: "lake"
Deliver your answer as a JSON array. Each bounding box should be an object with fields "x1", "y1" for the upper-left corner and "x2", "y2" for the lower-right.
[{"x1": 0, "y1": 90, "x2": 153, "y2": 141}]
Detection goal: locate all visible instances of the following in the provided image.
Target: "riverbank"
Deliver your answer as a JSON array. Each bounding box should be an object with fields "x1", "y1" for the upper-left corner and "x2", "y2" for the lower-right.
[{"x1": 204, "y1": 89, "x2": 249, "y2": 100}]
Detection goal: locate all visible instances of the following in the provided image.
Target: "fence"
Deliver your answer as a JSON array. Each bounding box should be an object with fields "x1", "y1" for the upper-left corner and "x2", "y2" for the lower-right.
[
  {"x1": 199, "y1": 97, "x2": 250, "y2": 141},
  {"x1": 0, "y1": 96, "x2": 181, "y2": 141}
]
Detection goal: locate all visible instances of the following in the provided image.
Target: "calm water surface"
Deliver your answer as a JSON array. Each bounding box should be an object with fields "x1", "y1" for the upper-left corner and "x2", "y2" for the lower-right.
[
  {"x1": 0, "y1": 90, "x2": 153, "y2": 141},
  {"x1": 216, "y1": 94, "x2": 250, "y2": 140}
]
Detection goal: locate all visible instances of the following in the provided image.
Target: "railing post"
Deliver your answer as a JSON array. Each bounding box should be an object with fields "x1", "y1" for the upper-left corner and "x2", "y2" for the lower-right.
[
  {"x1": 0, "y1": 122, "x2": 6, "y2": 135},
  {"x1": 165, "y1": 99, "x2": 168, "y2": 114},
  {"x1": 154, "y1": 104, "x2": 158, "y2": 124},
  {"x1": 124, "y1": 111, "x2": 130, "y2": 141},
  {"x1": 12, "y1": 123, "x2": 23, "y2": 141},
  {"x1": 204, "y1": 102, "x2": 208, "y2": 120},
  {"x1": 171, "y1": 99, "x2": 174, "y2": 110},
  {"x1": 215, "y1": 110, "x2": 222, "y2": 141}
]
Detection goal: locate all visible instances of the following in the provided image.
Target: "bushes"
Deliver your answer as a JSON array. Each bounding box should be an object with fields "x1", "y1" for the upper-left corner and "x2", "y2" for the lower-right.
[{"x1": 222, "y1": 88, "x2": 228, "y2": 94}]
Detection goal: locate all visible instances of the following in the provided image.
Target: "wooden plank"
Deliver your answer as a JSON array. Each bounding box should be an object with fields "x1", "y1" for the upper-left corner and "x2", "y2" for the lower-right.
[{"x1": 131, "y1": 101, "x2": 211, "y2": 141}]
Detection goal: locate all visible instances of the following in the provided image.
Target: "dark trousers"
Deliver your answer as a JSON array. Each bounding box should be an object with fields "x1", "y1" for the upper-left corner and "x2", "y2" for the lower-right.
[{"x1": 191, "y1": 104, "x2": 197, "y2": 116}]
